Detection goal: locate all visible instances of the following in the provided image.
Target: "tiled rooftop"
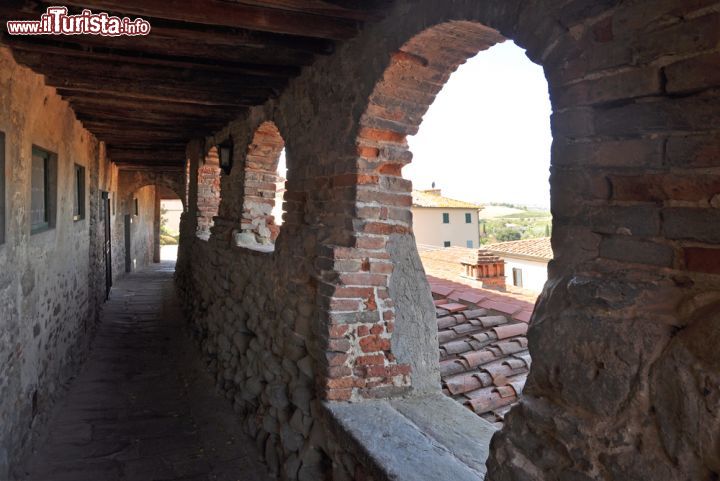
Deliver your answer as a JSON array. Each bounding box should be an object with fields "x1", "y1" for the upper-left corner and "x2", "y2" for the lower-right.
[
  {"x1": 417, "y1": 244, "x2": 541, "y2": 299},
  {"x1": 412, "y1": 189, "x2": 483, "y2": 209},
  {"x1": 485, "y1": 237, "x2": 553, "y2": 261},
  {"x1": 428, "y1": 277, "x2": 535, "y2": 426}
]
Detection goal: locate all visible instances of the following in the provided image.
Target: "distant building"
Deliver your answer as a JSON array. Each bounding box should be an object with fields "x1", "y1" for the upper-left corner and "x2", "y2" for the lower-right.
[
  {"x1": 412, "y1": 189, "x2": 482, "y2": 248},
  {"x1": 485, "y1": 237, "x2": 552, "y2": 292}
]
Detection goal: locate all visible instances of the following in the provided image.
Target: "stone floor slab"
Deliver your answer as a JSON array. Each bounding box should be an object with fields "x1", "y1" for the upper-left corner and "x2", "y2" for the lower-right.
[{"x1": 16, "y1": 262, "x2": 271, "y2": 481}]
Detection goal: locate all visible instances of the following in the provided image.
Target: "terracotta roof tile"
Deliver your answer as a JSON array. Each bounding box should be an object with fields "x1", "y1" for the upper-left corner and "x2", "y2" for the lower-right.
[
  {"x1": 458, "y1": 291, "x2": 488, "y2": 305},
  {"x1": 463, "y1": 308, "x2": 489, "y2": 319},
  {"x1": 437, "y1": 315, "x2": 460, "y2": 330},
  {"x1": 431, "y1": 285, "x2": 455, "y2": 297},
  {"x1": 441, "y1": 302, "x2": 467, "y2": 313},
  {"x1": 412, "y1": 190, "x2": 483, "y2": 209},
  {"x1": 485, "y1": 237, "x2": 553, "y2": 261},
  {"x1": 478, "y1": 299, "x2": 523, "y2": 316},
  {"x1": 493, "y1": 323, "x2": 528, "y2": 339},
  {"x1": 466, "y1": 386, "x2": 518, "y2": 414},
  {"x1": 420, "y1": 247, "x2": 541, "y2": 302},
  {"x1": 478, "y1": 315, "x2": 509, "y2": 328},
  {"x1": 433, "y1": 279, "x2": 533, "y2": 425},
  {"x1": 512, "y1": 310, "x2": 534, "y2": 323}
]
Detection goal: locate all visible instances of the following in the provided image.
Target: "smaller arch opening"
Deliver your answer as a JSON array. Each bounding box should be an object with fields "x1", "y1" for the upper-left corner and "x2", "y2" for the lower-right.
[
  {"x1": 236, "y1": 121, "x2": 287, "y2": 251},
  {"x1": 196, "y1": 146, "x2": 222, "y2": 241},
  {"x1": 159, "y1": 187, "x2": 182, "y2": 262}
]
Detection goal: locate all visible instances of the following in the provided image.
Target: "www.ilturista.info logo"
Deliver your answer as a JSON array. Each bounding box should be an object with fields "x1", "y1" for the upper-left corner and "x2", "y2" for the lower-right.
[{"x1": 6, "y1": 6, "x2": 151, "y2": 36}]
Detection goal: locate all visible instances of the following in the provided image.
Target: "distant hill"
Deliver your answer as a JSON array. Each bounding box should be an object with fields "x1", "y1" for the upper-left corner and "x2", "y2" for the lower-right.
[
  {"x1": 478, "y1": 204, "x2": 550, "y2": 219},
  {"x1": 477, "y1": 205, "x2": 526, "y2": 219},
  {"x1": 478, "y1": 204, "x2": 552, "y2": 243}
]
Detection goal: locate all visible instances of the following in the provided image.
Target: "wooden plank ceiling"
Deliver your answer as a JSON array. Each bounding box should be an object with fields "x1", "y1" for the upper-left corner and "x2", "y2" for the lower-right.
[{"x1": 0, "y1": 1, "x2": 387, "y2": 168}]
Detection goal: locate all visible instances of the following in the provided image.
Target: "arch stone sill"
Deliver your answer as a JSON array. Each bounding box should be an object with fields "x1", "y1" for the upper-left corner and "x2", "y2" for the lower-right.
[
  {"x1": 233, "y1": 241, "x2": 275, "y2": 254},
  {"x1": 323, "y1": 393, "x2": 498, "y2": 481}
]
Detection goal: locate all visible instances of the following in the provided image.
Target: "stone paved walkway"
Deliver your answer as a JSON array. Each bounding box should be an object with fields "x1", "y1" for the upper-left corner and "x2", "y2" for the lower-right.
[{"x1": 18, "y1": 262, "x2": 270, "y2": 481}]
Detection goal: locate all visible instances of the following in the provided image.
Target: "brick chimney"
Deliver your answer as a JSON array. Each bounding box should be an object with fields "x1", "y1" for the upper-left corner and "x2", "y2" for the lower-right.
[{"x1": 462, "y1": 250, "x2": 506, "y2": 290}]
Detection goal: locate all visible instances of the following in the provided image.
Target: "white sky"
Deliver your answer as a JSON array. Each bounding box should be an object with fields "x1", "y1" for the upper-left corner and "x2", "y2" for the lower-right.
[
  {"x1": 272, "y1": 148, "x2": 287, "y2": 224},
  {"x1": 405, "y1": 40, "x2": 553, "y2": 209}
]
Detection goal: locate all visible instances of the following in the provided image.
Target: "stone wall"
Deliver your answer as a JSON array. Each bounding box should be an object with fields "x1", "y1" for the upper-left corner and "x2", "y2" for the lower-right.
[
  {"x1": 174, "y1": 1, "x2": 720, "y2": 480},
  {"x1": 0, "y1": 47, "x2": 161, "y2": 476},
  {"x1": 128, "y1": 185, "x2": 157, "y2": 272}
]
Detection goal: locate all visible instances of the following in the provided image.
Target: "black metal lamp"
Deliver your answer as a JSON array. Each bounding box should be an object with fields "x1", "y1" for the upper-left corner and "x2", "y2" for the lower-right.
[{"x1": 218, "y1": 138, "x2": 234, "y2": 175}]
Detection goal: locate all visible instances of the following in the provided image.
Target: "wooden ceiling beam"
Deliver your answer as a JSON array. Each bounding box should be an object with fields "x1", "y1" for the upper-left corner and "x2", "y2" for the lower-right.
[
  {"x1": 80, "y1": 122, "x2": 209, "y2": 137},
  {"x1": 0, "y1": 4, "x2": 335, "y2": 55},
  {"x1": 108, "y1": 142, "x2": 186, "y2": 147},
  {"x1": 55, "y1": 88, "x2": 253, "y2": 109},
  {"x1": 158, "y1": 0, "x2": 384, "y2": 21},
  {"x1": 0, "y1": 0, "x2": 393, "y2": 170},
  {"x1": 4, "y1": 36, "x2": 303, "y2": 78},
  {"x1": 30, "y1": 33, "x2": 313, "y2": 67},
  {"x1": 66, "y1": 95, "x2": 239, "y2": 118},
  {"x1": 11, "y1": 51, "x2": 288, "y2": 93},
  {"x1": 83, "y1": 125, "x2": 194, "y2": 136},
  {"x1": 110, "y1": 152, "x2": 185, "y2": 160},
  {"x1": 73, "y1": 112, "x2": 234, "y2": 131},
  {"x1": 109, "y1": 151, "x2": 187, "y2": 160},
  {"x1": 114, "y1": 162, "x2": 185, "y2": 170},
  {"x1": 58, "y1": 0, "x2": 360, "y2": 39},
  {"x1": 51, "y1": 80, "x2": 266, "y2": 107},
  {"x1": 73, "y1": 109, "x2": 227, "y2": 127}
]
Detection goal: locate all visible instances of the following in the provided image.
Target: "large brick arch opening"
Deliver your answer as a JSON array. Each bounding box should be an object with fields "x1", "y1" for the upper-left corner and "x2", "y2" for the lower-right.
[
  {"x1": 321, "y1": 21, "x2": 521, "y2": 403},
  {"x1": 319, "y1": 2, "x2": 720, "y2": 479},
  {"x1": 236, "y1": 121, "x2": 286, "y2": 249}
]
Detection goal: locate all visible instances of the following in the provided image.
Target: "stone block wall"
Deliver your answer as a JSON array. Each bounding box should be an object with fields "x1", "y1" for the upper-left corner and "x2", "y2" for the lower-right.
[
  {"x1": 0, "y1": 47, "x2": 123, "y2": 476},
  {"x1": 0, "y1": 47, "x2": 161, "y2": 475},
  {"x1": 174, "y1": 1, "x2": 720, "y2": 480}
]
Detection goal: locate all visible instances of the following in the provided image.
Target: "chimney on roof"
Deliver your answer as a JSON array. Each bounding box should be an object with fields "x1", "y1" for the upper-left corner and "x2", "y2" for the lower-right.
[
  {"x1": 422, "y1": 188, "x2": 442, "y2": 196},
  {"x1": 461, "y1": 249, "x2": 506, "y2": 291}
]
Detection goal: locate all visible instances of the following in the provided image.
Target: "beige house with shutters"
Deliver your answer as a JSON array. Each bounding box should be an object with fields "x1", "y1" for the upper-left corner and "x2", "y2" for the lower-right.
[{"x1": 411, "y1": 189, "x2": 482, "y2": 249}]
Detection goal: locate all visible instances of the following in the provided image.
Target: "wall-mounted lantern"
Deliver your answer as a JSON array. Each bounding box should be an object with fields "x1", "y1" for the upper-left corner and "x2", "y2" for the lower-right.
[{"x1": 218, "y1": 138, "x2": 234, "y2": 175}]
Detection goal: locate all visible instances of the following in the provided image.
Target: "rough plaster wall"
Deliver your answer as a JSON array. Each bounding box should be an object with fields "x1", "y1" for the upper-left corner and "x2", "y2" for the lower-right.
[
  {"x1": 175, "y1": 0, "x2": 720, "y2": 480},
  {"x1": 110, "y1": 191, "x2": 126, "y2": 283},
  {"x1": 106, "y1": 165, "x2": 125, "y2": 285},
  {"x1": 0, "y1": 47, "x2": 116, "y2": 475},
  {"x1": 129, "y1": 185, "x2": 156, "y2": 272}
]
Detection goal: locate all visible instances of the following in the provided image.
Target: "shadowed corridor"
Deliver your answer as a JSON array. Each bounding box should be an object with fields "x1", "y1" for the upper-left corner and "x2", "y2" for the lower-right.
[{"x1": 16, "y1": 262, "x2": 270, "y2": 481}]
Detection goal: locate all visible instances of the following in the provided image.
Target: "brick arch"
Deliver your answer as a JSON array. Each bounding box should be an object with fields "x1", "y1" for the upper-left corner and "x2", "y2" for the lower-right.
[
  {"x1": 320, "y1": 20, "x2": 523, "y2": 404},
  {"x1": 238, "y1": 121, "x2": 286, "y2": 246},
  {"x1": 119, "y1": 170, "x2": 185, "y2": 213},
  {"x1": 358, "y1": 21, "x2": 507, "y2": 144},
  {"x1": 317, "y1": 1, "x2": 720, "y2": 480},
  {"x1": 196, "y1": 146, "x2": 222, "y2": 240}
]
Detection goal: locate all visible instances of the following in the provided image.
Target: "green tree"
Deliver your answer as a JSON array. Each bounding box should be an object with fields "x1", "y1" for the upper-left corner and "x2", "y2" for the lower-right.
[{"x1": 495, "y1": 228, "x2": 522, "y2": 242}]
